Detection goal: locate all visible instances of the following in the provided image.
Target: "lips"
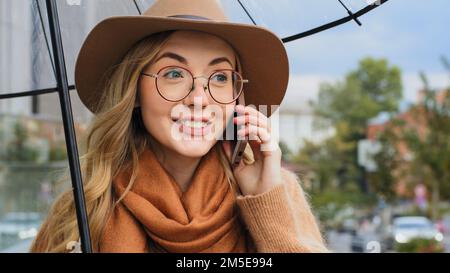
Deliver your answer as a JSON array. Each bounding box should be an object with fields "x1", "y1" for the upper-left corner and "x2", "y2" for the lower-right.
[{"x1": 172, "y1": 116, "x2": 214, "y2": 137}]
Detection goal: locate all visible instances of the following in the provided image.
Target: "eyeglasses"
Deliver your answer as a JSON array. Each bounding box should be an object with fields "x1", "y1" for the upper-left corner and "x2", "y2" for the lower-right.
[{"x1": 141, "y1": 65, "x2": 248, "y2": 104}]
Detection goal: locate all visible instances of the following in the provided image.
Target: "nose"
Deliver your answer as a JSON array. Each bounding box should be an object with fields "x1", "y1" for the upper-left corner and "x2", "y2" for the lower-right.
[{"x1": 183, "y1": 76, "x2": 210, "y2": 107}]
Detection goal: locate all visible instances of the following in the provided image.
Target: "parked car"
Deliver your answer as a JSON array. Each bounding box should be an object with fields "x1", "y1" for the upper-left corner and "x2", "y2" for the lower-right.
[
  {"x1": 337, "y1": 218, "x2": 358, "y2": 234},
  {"x1": 351, "y1": 232, "x2": 384, "y2": 253},
  {"x1": 0, "y1": 212, "x2": 42, "y2": 249},
  {"x1": 383, "y1": 216, "x2": 444, "y2": 250}
]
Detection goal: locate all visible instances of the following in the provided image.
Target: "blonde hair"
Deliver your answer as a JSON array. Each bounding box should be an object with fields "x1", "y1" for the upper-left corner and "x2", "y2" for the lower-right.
[{"x1": 30, "y1": 30, "x2": 253, "y2": 252}]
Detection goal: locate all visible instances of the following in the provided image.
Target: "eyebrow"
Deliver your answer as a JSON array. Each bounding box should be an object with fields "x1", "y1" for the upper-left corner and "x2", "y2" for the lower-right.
[{"x1": 154, "y1": 52, "x2": 234, "y2": 68}]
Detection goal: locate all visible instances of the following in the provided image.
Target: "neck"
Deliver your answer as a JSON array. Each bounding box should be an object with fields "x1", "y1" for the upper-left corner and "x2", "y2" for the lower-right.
[{"x1": 149, "y1": 140, "x2": 201, "y2": 193}]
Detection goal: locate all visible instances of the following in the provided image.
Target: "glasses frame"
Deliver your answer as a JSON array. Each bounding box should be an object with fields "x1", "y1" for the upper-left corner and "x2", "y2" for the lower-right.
[{"x1": 141, "y1": 65, "x2": 248, "y2": 104}]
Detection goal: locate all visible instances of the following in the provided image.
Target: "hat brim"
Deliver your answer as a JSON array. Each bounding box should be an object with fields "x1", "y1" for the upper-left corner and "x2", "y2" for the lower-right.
[{"x1": 75, "y1": 16, "x2": 289, "y2": 117}]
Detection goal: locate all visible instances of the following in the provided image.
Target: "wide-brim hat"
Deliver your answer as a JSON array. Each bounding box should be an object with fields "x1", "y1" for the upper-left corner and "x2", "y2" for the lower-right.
[{"x1": 75, "y1": 0, "x2": 289, "y2": 117}]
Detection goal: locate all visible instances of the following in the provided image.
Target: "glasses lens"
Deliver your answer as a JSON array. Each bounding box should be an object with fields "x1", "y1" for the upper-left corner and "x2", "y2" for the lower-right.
[
  {"x1": 156, "y1": 66, "x2": 192, "y2": 101},
  {"x1": 209, "y1": 70, "x2": 243, "y2": 104}
]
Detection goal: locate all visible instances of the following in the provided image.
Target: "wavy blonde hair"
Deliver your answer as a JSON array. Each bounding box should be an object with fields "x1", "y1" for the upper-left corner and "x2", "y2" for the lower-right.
[{"x1": 30, "y1": 30, "x2": 253, "y2": 252}]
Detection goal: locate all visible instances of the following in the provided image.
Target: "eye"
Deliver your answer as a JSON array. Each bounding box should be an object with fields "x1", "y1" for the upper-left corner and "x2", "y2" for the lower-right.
[
  {"x1": 162, "y1": 69, "x2": 184, "y2": 79},
  {"x1": 211, "y1": 72, "x2": 228, "y2": 83}
]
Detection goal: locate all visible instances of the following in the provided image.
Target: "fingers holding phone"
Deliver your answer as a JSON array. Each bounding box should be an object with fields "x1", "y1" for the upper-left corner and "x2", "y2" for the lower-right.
[
  {"x1": 222, "y1": 104, "x2": 283, "y2": 196},
  {"x1": 233, "y1": 105, "x2": 279, "y2": 159}
]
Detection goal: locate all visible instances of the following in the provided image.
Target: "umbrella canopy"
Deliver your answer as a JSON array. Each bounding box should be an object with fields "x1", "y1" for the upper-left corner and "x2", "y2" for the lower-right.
[
  {"x1": 0, "y1": 0, "x2": 388, "y2": 96},
  {"x1": 0, "y1": 0, "x2": 388, "y2": 253}
]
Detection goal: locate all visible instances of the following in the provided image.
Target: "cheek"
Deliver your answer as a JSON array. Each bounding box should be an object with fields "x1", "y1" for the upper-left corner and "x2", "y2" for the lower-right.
[{"x1": 139, "y1": 82, "x2": 173, "y2": 137}]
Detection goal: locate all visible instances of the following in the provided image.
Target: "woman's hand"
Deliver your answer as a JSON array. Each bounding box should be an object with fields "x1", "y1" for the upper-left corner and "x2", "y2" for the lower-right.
[{"x1": 222, "y1": 105, "x2": 282, "y2": 196}]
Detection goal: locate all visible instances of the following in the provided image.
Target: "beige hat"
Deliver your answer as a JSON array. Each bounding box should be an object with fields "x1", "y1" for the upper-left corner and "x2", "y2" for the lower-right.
[{"x1": 75, "y1": 0, "x2": 289, "y2": 116}]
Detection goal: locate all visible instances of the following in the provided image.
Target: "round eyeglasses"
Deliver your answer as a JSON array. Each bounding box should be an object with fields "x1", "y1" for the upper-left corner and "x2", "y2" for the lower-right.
[{"x1": 141, "y1": 65, "x2": 248, "y2": 104}]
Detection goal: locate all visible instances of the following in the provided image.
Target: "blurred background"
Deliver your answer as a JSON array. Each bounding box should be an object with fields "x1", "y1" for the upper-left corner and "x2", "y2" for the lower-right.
[{"x1": 0, "y1": 0, "x2": 449, "y2": 253}]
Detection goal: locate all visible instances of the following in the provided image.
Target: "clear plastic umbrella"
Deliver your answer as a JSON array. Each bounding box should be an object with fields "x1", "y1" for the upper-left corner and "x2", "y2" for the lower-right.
[{"x1": 0, "y1": 0, "x2": 389, "y2": 252}]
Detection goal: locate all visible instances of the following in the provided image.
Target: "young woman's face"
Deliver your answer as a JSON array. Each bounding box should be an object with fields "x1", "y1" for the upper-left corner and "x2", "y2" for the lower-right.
[{"x1": 139, "y1": 30, "x2": 237, "y2": 158}]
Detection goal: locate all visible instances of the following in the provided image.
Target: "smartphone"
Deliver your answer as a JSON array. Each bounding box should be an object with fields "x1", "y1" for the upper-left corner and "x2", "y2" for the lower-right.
[
  {"x1": 230, "y1": 95, "x2": 248, "y2": 168},
  {"x1": 231, "y1": 136, "x2": 248, "y2": 167}
]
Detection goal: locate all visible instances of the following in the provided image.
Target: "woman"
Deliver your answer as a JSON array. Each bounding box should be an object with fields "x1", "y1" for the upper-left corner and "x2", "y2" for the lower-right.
[{"x1": 30, "y1": 0, "x2": 328, "y2": 253}]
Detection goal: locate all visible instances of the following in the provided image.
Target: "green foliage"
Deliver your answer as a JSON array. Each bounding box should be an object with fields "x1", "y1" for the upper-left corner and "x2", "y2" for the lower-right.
[
  {"x1": 403, "y1": 78, "x2": 450, "y2": 218},
  {"x1": 403, "y1": 84, "x2": 450, "y2": 198},
  {"x1": 294, "y1": 136, "x2": 355, "y2": 192},
  {"x1": 279, "y1": 140, "x2": 292, "y2": 162},
  {"x1": 369, "y1": 57, "x2": 450, "y2": 217},
  {"x1": 395, "y1": 238, "x2": 444, "y2": 253},
  {"x1": 4, "y1": 122, "x2": 39, "y2": 162},
  {"x1": 306, "y1": 57, "x2": 402, "y2": 193},
  {"x1": 49, "y1": 145, "x2": 67, "y2": 161},
  {"x1": 373, "y1": 58, "x2": 450, "y2": 215},
  {"x1": 314, "y1": 58, "x2": 402, "y2": 136},
  {"x1": 369, "y1": 126, "x2": 400, "y2": 202},
  {"x1": 310, "y1": 190, "x2": 377, "y2": 229},
  {"x1": 311, "y1": 189, "x2": 377, "y2": 209}
]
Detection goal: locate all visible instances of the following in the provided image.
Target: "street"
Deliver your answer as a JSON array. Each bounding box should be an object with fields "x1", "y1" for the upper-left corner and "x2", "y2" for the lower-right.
[{"x1": 327, "y1": 230, "x2": 450, "y2": 253}]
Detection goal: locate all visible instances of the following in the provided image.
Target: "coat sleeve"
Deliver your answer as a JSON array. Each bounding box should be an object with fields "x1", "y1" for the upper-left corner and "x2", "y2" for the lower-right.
[{"x1": 235, "y1": 169, "x2": 330, "y2": 253}]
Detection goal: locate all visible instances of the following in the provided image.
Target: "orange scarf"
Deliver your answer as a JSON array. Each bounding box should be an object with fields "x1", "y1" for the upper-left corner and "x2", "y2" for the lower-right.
[{"x1": 99, "y1": 145, "x2": 255, "y2": 253}]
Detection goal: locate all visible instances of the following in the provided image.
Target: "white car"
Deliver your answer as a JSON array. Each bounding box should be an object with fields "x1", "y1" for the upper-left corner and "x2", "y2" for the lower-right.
[{"x1": 385, "y1": 216, "x2": 444, "y2": 249}]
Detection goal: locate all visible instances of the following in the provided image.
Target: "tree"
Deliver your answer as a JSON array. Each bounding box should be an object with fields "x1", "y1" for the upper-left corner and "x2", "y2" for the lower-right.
[
  {"x1": 294, "y1": 138, "x2": 340, "y2": 193},
  {"x1": 4, "y1": 121, "x2": 39, "y2": 162},
  {"x1": 402, "y1": 72, "x2": 450, "y2": 219},
  {"x1": 315, "y1": 58, "x2": 402, "y2": 134},
  {"x1": 279, "y1": 140, "x2": 293, "y2": 162},
  {"x1": 369, "y1": 125, "x2": 401, "y2": 202},
  {"x1": 312, "y1": 58, "x2": 402, "y2": 192},
  {"x1": 369, "y1": 58, "x2": 450, "y2": 218}
]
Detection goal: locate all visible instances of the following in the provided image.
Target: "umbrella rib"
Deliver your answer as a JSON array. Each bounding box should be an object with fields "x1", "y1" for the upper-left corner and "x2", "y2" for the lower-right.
[
  {"x1": 282, "y1": 0, "x2": 389, "y2": 43},
  {"x1": 133, "y1": 0, "x2": 142, "y2": 15},
  {"x1": 237, "y1": 0, "x2": 257, "y2": 26},
  {"x1": 35, "y1": 0, "x2": 57, "y2": 78},
  {"x1": 337, "y1": 0, "x2": 362, "y2": 26},
  {"x1": 0, "y1": 85, "x2": 76, "y2": 100}
]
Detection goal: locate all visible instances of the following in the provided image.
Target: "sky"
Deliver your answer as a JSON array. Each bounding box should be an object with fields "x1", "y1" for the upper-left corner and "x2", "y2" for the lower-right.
[{"x1": 222, "y1": 0, "x2": 450, "y2": 112}]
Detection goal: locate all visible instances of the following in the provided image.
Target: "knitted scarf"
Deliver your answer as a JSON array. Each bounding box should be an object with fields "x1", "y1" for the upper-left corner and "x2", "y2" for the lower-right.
[{"x1": 99, "y1": 145, "x2": 255, "y2": 253}]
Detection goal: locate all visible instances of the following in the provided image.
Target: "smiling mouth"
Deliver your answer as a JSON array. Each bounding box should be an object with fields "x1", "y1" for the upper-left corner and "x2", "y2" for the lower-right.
[
  {"x1": 172, "y1": 117, "x2": 214, "y2": 136},
  {"x1": 179, "y1": 119, "x2": 211, "y2": 128}
]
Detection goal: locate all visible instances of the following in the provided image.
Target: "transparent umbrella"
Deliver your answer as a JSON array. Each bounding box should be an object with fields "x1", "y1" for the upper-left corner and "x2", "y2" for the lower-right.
[{"x1": 0, "y1": 0, "x2": 389, "y2": 252}]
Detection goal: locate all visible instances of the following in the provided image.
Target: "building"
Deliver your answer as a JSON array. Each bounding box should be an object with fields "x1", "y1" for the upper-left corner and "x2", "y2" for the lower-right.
[{"x1": 278, "y1": 102, "x2": 335, "y2": 154}]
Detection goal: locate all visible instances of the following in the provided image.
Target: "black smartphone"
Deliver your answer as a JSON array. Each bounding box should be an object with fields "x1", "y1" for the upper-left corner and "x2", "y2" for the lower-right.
[
  {"x1": 231, "y1": 136, "x2": 248, "y2": 167},
  {"x1": 230, "y1": 95, "x2": 248, "y2": 168}
]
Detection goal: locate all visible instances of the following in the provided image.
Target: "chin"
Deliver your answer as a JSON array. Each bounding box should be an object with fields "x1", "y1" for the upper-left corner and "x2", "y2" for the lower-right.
[{"x1": 170, "y1": 138, "x2": 217, "y2": 157}]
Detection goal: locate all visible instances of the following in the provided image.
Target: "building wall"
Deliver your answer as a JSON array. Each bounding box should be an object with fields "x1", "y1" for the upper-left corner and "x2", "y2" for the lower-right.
[{"x1": 278, "y1": 108, "x2": 335, "y2": 153}]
